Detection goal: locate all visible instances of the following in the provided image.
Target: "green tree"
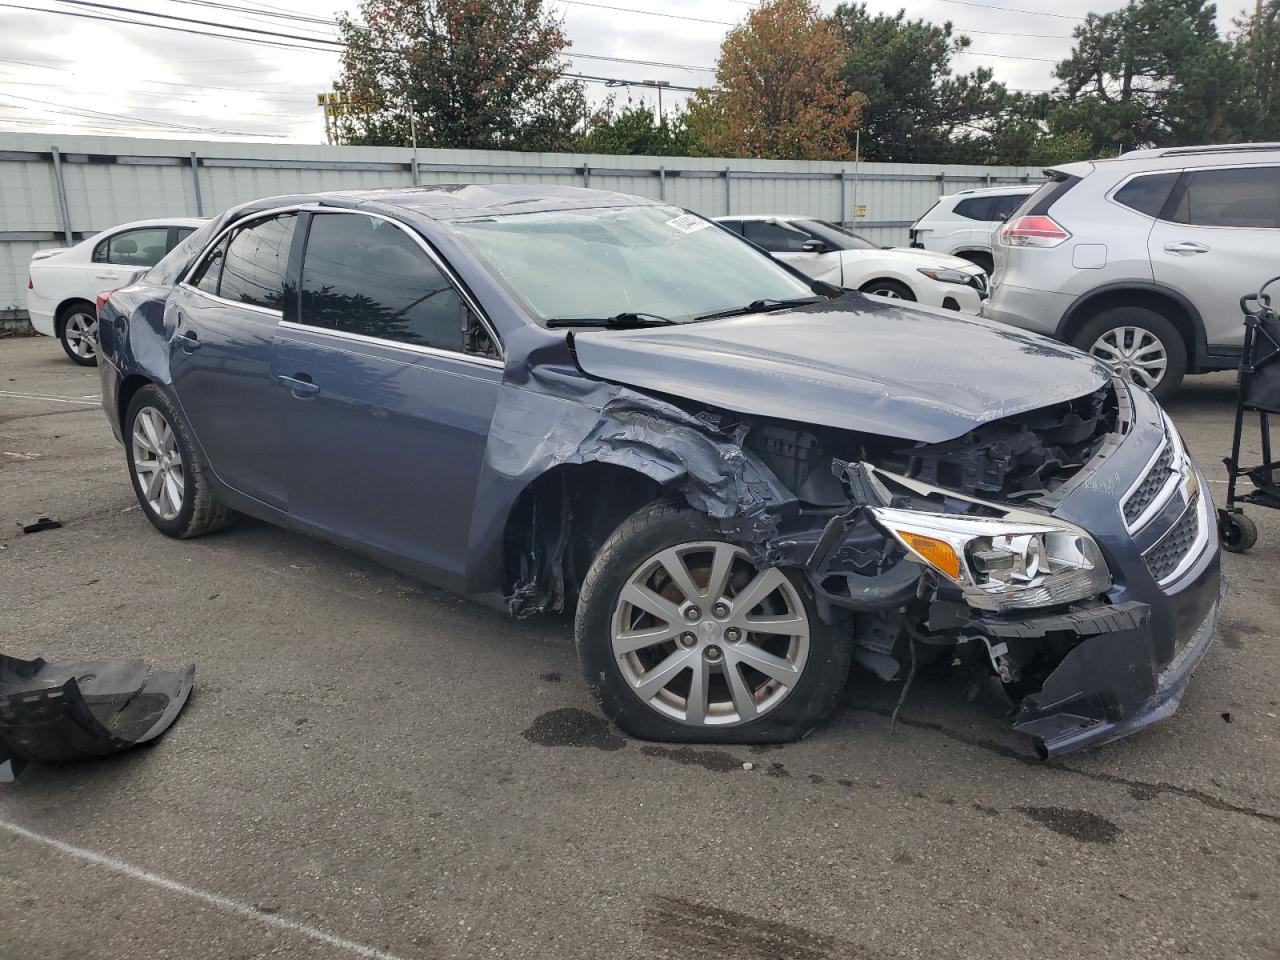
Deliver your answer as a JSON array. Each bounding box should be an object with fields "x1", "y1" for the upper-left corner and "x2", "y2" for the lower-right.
[
  {"x1": 829, "y1": 4, "x2": 1008, "y2": 162},
  {"x1": 1234, "y1": 0, "x2": 1280, "y2": 140},
  {"x1": 685, "y1": 0, "x2": 866, "y2": 160},
  {"x1": 333, "y1": 0, "x2": 585, "y2": 150},
  {"x1": 576, "y1": 98, "x2": 694, "y2": 156},
  {"x1": 1053, "y1": 0, "x2": 1249, "y2": 152}
]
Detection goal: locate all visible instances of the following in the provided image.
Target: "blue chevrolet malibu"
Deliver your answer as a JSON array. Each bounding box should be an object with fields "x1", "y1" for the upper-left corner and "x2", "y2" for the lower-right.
[{"x1": 97, "y1": 185, "x2": 1223, "y2": 756}]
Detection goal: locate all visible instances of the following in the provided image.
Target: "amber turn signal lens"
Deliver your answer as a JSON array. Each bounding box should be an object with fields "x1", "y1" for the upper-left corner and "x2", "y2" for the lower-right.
[{"x1": 896, "y1": 531, "x2": 962, "y2": 580}]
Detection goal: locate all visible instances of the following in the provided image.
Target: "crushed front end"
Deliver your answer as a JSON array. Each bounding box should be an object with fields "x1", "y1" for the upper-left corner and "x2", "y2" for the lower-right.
[{"x1": 747, "y1": 378, "x2": 1223, "y2": 757}]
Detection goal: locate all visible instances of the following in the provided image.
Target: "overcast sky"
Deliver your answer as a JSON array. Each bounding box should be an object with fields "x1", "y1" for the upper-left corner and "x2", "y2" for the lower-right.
[{"x1": 0, "y1": 0, "x2": 1250, "y2": 143}]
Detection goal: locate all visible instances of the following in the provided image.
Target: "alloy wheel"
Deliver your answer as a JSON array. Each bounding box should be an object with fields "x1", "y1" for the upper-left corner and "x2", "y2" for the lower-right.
[
  {"x1": 64, "y1": 311, "x2": 98, "y2": 360},
  {"x1": 131, "y1": 407, "x2": 185, "y2": 521},
  {"x1": 1089, "y1": 326, "x2": 1168, "y2": 391},
  {"x1": 868, "y1": 287, "x2": 903, "y2": 299},
  {"x1": 610, "y1": 541, "x2": 810, "y2": 726}
]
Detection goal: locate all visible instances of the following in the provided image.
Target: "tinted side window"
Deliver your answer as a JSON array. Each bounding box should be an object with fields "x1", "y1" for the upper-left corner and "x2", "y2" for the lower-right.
[
  {"x1": 1114, "y1": 172, "x2": 1180, "y2": 218},
  {"x1": 742, "y1": 220, "x2": 810, "y2": 252},
  {"x1": 301, "y1": 213, "x2": 469, "y2": 353},
  {"x1": 718, "y1": 219, "x2": 744, "y2": 236},
  {"x1": 954, "y1": 197, "x2": 998, "y2": 221},
  {"x1": 1171, "y1": 166, "x2": 1280, "y2": 228},
  {"x1": 220, "y1": 215, "x2": 297, "y2": 309},
  {"x1": 991, "y1": 193, "x2": 1028, "y2": 220},
  {"x1": 188, "y1": 236, "x2": 227, "y2": 295}
]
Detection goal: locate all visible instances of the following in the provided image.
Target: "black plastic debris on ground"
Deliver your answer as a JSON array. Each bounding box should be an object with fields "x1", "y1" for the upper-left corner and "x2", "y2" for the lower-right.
[
  {"x1": 0, "y1": 655, "x2": 194, "y2": 783},
  {"x1": 20, "y1": 516, "x2": 61, "y2": 534}
]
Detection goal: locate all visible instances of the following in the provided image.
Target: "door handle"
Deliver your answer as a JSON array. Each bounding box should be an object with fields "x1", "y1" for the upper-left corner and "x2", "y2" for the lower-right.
[
  {"x1": 178, "y1": 331, "x2": 201, "y2": 353},
  {"x1": 95, "y1": 272, "x2": 119, "y2": 280},
  {"x1": 1164, "y1": 241, "x2": 1209, "y2": 255},
  {"x1": 278, "y1": 373, "x2": 319, "y2": 398}
]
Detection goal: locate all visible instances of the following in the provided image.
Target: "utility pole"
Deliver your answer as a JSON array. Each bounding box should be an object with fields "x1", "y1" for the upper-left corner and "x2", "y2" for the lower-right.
[{"x1": 408, "y1": 95, "x2": 419, "y2": 185}]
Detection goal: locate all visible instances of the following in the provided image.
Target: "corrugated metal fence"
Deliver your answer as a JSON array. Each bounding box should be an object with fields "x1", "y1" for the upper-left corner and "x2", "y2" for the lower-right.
[{"x1": 0, "y1": 131, "x2": 1042, "y2": 317}]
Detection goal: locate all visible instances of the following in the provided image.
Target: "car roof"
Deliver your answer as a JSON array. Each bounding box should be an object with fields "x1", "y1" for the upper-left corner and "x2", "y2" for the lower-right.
[
  {"x1": 236, "y1": 184, "x2": 663, "y2": 222},
  {"x1": 99, "y1": 217, "x2": 208, "y2": 231},
  {"x1": 714, "y1": 215, "x2": 816, "y2": 222},
  {"x1": 1047, "y1": 142, "x2": 1280, "y2": 180}
]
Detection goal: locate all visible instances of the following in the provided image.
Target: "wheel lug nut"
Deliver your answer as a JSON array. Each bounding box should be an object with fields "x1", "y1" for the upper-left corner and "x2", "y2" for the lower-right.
[
  {"x1": 724, "y1": 627, "x2": 741, "y2": 642},
  {"x1": 712, "y1": 602, "x2": 729, "y2": 618},
  {"x1": 684, "y1": 606, "x2": 701, "y2": 621},
  {"x1": 679, "y1": 632, "x2": 697, "y2": 648},
  {"x1": 704, "y1": 645, "x2": 722, "y2": 661}
]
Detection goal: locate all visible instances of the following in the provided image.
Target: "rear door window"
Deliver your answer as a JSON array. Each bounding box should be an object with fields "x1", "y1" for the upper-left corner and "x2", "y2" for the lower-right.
[
  {"x1": 1113, "y1": 172, "x2": 1180, "y2": 218},
  {"x1": 300, "y1": 212, "x2": 471, "y2": 353},
  {"x1": 93, "y1": 227, "x2": 171, "y2": 267},
  {"x1": 219, "y1": 215, "x2": 298, "y2": 309},
  {"x1": 1169, "y1": 166, "x2": 1280, "y2": 228},
  {"x1": 991, "y1": 193, "x2": 1029, "y2": 220},
  {"x1": 742, "y1": 220, "x2": 811, "y2": 252}
]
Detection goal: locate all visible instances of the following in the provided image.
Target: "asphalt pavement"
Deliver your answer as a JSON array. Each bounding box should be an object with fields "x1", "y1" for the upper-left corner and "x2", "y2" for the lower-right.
[{"x1": 2, "y1": 334, "x2": 1278, "y2": 960}]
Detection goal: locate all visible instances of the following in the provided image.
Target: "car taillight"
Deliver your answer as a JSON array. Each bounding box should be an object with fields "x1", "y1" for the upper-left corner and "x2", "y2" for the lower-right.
[
  {"x1": 1000, "y1": 215, "x2": 1070, "y2": 248},
  {"x1": 95, "y1": 290, "x2": 117, "y2": 317}
]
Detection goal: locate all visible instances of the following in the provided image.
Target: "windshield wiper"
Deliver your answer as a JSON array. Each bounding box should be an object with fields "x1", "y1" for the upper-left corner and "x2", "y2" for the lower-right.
[
  {"x1": 545, "y1": 312, "x2": 675, "y2": 329},
  {"x1": 693, "y1": 297, "x2": 821, "y2": 322}
]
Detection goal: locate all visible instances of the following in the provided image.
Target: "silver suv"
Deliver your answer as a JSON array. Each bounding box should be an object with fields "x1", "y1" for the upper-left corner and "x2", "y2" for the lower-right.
[{"x1": 985, "y1": 143, "x2": 1280, "y2": 399}]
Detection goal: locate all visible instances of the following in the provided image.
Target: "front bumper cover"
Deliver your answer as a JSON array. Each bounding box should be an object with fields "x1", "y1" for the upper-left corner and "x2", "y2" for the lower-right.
[{"x1": 964, "y1": 580, "x2": 1223, "y2": 757}]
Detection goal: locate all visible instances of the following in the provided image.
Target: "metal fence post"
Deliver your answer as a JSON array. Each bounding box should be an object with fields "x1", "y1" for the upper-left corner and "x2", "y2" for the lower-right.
[
  {"x1": 658, "y1": 164, "x2": 666, "y2": 201},
  {"x1": 839, "y1": 169, "x2": 847, "y2": 226},
  {"x1": 189, "y1": 151, "x2": 204, "y2": 216},
  {"x1": 50, "y1": 147, "x2": 73, "y2": 245},
  {"x1": 583, "y1": 163, "x2": 590, "y2": 188},
  {"x1": 724, "y1": 166, "x2": 731, "y2": 215}
]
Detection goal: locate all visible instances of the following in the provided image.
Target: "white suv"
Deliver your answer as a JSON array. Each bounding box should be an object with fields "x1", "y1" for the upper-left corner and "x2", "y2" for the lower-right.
[
  {"x1": 908, "y1": 185, "x2": 1038, "y2": 275},
  {"x1": 985, "y1": 144, "x2": 1280, "y2": 398}
]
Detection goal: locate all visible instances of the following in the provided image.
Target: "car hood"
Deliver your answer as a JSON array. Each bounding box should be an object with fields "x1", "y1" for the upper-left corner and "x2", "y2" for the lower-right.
[
  {"x1": 571, "y1": 296, "x2": 1110, "y2": 444},
  {"x1": 850, "y1": 247, "x2": 983, "y2": 272}
]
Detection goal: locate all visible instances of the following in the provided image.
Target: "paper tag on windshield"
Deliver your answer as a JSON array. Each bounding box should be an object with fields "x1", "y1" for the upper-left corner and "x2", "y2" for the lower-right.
[{"x1": 665, "y1": 214, "x2": 710, "y2": 234}]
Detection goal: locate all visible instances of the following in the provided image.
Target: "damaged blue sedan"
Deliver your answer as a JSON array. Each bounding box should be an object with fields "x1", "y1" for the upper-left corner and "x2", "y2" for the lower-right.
[{"x1": 96, "y1": 185, "x2": 1223, "y2": 757}]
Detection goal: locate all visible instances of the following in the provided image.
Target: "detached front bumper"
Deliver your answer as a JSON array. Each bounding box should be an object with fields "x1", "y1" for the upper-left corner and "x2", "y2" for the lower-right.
[{"x1": 965, "y1": 575, "x2": 1222, "y2": 758}]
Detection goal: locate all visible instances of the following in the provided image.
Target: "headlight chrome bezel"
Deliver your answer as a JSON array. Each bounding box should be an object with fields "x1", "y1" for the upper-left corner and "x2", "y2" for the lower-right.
[
  {"x1": 916, "y1": 266, "x2": 974, "y2": 285},
  {"x1": 866, "y1": 499, "x2": 1112, "y2": 613}
]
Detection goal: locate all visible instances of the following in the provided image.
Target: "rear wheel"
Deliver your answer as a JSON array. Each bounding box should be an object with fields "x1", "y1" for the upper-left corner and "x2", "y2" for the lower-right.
[
  {"x1": 57, "y1": 301, "x2": 98, "y2": 366},
  {"x1": 860, "y1": 279, "x2": 916, "y2": 302},
  {"x1": 575, "y1": 502, "x2": 851, "y2": 744},
  {"x1": 125, "y1": 385, "x2": 231, "y2": 539},
  {"x1": 1073, "y1": 306, "x2": 1187, "y2": 401}
]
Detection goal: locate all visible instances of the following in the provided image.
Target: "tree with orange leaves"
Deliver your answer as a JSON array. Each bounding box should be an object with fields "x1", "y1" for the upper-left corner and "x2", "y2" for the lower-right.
[{"x1": 686, "y1": 0, "x2": 866, "y2": 160}]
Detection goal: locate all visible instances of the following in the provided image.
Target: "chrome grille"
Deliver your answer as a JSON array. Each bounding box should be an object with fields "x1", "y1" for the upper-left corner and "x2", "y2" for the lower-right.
[
  {"x1": 1123, "y1": 444, "x2": 1175, "y2": 526},
  {"x1": 1144, "y1": 493, "x2": 1201, "y2": 582}
]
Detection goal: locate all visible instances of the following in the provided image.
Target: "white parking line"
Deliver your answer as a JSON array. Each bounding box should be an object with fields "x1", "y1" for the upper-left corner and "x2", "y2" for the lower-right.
[
  {"x1": 0, "y1": 390, "x2": 99, "y2": 406},
  {"x1": 0, "y1": 819, "x2": 410, "y2": 960}
]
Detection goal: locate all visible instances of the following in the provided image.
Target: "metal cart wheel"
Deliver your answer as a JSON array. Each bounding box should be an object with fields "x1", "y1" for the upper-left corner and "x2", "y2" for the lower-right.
[{"x1": 1219, "y1": 510, "x2": 1259, "y2": 554}]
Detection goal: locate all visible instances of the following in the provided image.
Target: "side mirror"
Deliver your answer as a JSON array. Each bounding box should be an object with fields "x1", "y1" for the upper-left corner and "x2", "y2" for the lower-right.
[{"x1": 800, "y1": 239, "x2": 828, "y2": 253}]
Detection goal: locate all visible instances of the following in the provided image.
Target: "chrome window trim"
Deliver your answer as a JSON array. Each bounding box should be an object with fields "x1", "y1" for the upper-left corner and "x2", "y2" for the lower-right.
[
  {"x1": 277, "y1": 319, "x2": 503, "y2": 370},
  {"x1": 180, "y1": 283, "x2": 284, "y2": 319},
  {"x1": 180, "y1": 203, "x2": 505, "y2": 359}
]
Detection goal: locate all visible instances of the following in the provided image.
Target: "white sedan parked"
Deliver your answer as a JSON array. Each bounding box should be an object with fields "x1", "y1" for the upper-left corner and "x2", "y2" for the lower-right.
[
  {"x1": 715, "y1": 215, "x2": 989, "y2": 314},
  {"x1": 27, "y1": 218, "x2": 206, "y2": 365}
]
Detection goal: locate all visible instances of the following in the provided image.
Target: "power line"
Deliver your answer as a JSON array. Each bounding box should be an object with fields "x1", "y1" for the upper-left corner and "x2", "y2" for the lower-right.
[
  {"x1": 0, "y1": 91, "x2": 284, "y2": 136},
  {"x1": 930, "y1": 0, "x2": 1083, "y2": 20},
  {"x1": 556, "y1": 1, "x2": 735, "y2": 26},
  {"x1": 53, "y1": 0, "x2": 341, "y2": 44}
]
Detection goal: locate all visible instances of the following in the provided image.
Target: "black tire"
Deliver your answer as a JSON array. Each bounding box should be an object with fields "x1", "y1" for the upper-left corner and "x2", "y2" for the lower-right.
[
  {"x1": 57, "y1": 300, "x2": 98, "y2": 367},
  {"x1": 860, "y1": 278, "x2": 916, "y2": 302},
  {"x1": 124, "y1": 384, "x2": 231, "y2": 539},
  {"x1": 1219, "y1": 511, "x2": 1258, "y2": 554},
  {"x1": 575, "y1": 501, "x2": 852, "y2": 744},
  {"x1": 1072, "y1": 306, "x2": 1188, "y2": 402},
  {"x1": 957, "y1": 251, "x2": 994, "y2": 275}
]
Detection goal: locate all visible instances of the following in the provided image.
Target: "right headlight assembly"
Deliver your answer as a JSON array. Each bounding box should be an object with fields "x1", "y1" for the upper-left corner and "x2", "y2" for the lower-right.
[{"x1": 869, "y1": 507, "x2": 1112, "y2": 613}]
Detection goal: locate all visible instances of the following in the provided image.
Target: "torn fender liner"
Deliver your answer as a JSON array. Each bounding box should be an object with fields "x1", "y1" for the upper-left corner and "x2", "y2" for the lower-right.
[{"x1": 0, "y1": 656, "x2": 194, "y2": 783}]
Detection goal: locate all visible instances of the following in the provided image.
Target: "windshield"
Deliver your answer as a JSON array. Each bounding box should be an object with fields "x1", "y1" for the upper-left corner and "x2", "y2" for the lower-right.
[
  {"x1": 448, "y1": 205, "x2": 814, "y2": 324},
  {"x1": 801, "y1": 220, "x2": 878, "y2": 250}
]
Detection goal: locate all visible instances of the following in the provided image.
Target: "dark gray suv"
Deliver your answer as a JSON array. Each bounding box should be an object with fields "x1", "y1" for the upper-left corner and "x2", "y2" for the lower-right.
[{"x1": 96, "y1": 184, "x2": 1222, "y2": 757}]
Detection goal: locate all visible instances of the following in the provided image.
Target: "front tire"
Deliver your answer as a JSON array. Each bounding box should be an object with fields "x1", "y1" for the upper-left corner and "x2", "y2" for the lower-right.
[
  {"x1": 1073, "y1": 306, "x2": 1187, "y2": 401},
  {"x1": 57, "y1": 302, "x2": 98, "y2": 366},
  {"x1": 125, "y1": 385, "x2": 230, "y2": 539},
  {"x1": 860, "y1": 279, "x2": 916, "y2": 302},
  {"x1": 575, "y1": 502, "x2": 851, "y2": 744}
]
